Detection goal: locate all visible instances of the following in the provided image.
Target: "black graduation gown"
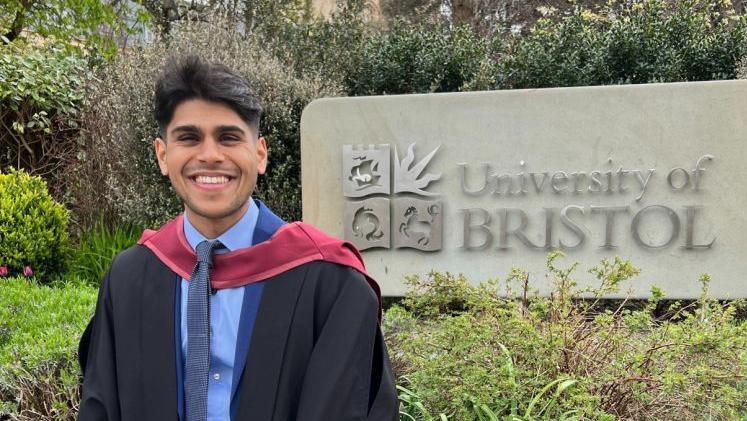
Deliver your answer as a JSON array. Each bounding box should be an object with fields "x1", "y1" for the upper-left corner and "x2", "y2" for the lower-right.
[{"x1": 77, "y1": 244, "x2": 399, "y2": 421}]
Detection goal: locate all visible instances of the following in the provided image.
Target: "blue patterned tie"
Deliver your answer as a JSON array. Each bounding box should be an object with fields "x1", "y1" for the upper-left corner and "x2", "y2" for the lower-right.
[{"x1": 185, "y1": 240, "x2": 222, "y2": 421}]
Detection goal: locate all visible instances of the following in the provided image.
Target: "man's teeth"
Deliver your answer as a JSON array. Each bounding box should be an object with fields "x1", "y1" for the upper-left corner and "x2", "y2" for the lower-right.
[{"x1": 195, "y1": 176, "x2": 229, "y2": 184}]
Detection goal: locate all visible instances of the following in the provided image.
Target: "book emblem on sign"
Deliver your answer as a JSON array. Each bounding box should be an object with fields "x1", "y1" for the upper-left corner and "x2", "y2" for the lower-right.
[{"x1": 342, "y1": 142, "x2": 443, "y2": 252}]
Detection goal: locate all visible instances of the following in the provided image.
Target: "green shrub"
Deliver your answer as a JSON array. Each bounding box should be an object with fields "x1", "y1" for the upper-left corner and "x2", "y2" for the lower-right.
[
  {"x1": 0, "y1": 277, "x2": 96, "y2": 420},
  {"x1": 0, "y1": 42, "x2": 88, "y2": 199},
  {"x1": 252, "y1": 0, "x2": 368, "y2": 87},
  {"x1": 500, "y1": 9, "x2": 610, "y2": 89},
  {"x1": 605, "y1": 0, "x2": 746, "y2": 84},
  {"x1": 385, "y1": 254, "x2": 747, "y2": 419},
  {"x1": 260, "y1": 0, "x2": 747, "y2": 96},
  {"x1": 0, "y1": 168, "x2": 70, "y2": 281},
  {"x1": 501, "y1": 0, "x2": 747, "y2": 89},
  {"x1": 0, "y1": 0, "x2": 144, "y2": 59},
  {"x1": 349, "y1": 21, "x2": 498, "y2": 95},
  {"x1": 71, "y1": 221, "x2": 142, "y2": 286}
]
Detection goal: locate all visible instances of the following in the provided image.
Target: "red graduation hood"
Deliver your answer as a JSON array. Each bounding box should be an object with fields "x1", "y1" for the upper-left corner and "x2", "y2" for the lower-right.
[{"x1": 138, "y1": 214, "x2": 382, "y2": 312}]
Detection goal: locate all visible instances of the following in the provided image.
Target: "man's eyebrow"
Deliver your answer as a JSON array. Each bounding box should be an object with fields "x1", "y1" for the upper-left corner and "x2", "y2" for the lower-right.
[
  {"x1": 171, "y1": 125, "x2": 201, "y2": 135},
  {"x1": 215, "y1": 125, "x2": 246, "y2": 135}
]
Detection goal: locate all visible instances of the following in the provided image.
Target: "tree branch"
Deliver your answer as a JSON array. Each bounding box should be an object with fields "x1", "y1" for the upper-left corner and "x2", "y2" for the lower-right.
[{"x1": 3, "y1": 8, "x2": 26, "y2": 43}]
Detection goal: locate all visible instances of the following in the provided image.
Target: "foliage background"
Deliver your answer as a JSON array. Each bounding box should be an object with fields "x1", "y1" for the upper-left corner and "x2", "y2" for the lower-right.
[
  {"x1": 4, "y1": 0, "x2": 747, "y2": 225},
  {"x1": 68, "y1": 0, "x2": 747, "y2": 226}
]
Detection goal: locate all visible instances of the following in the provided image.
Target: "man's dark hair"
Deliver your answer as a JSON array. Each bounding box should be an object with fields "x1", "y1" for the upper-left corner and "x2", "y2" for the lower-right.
[{"x1": 154, "y1": 55, "x2": 262, "y2": 136}]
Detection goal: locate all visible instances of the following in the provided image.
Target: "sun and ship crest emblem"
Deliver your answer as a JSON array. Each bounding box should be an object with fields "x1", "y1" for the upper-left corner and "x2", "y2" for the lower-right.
[{"x1": 342, "y1": 143, "x2": 443, "y2": 251}]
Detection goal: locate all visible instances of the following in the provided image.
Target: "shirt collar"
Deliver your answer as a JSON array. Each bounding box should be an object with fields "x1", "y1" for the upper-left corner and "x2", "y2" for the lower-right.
[{"x1": 183, "y1": 199, "x2": 259, "y2": 252}]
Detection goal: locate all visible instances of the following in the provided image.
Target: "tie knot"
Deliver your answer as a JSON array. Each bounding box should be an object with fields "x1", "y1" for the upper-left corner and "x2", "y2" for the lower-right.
[{"x1": 195, "y1": 240, "x2": 223, "y2": 265}]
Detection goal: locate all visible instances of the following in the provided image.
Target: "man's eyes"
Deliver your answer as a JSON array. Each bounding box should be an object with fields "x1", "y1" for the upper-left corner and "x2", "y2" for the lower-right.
[{"x1": 175, "y1": 135, "x2": 242, "y2": 142}]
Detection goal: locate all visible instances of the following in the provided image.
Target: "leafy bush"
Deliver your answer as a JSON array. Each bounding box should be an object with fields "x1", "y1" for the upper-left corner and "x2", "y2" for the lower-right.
[
  {"x1": 250, "y1": 0, "x2": 368, "y2": 87},
  {"x1": 501, "y1": 0, "x2": 747, "y2": 89},
  {"x1": 0, "y1": 168, "x2": 70, "y2": 281},
  {"x1": 0, "y1": 0, "x2": 144, "y2": 58},
  {"x1": 71, "y1": 221, "x2": 143, "y2": 286},
  {"x1": 349, "y1": 22, "x2": 498, "y2": 95},
  {"x1": 261, "y1": 0, "x2": 747, "y2": 96},
  {"x1": 0, "y1": 42, "x2": 88, "y2": 198},
  {"x1": 69, "y1": 14, "x2": 340, "y2": 226},
  {"x1": 0, "y1": 277, "x2": 96, "y2": 420},
  {"x1": 385, "y1": 254, "x2": 747, "y2": 419}
]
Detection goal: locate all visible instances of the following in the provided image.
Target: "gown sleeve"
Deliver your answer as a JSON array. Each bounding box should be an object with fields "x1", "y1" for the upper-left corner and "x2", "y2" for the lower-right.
[
  {"x1": 78, "y1": 268, "x2": 121, "y2": 421},
  {"x1": 294, "y1": 265, "x2": 399, "y2": 421}
]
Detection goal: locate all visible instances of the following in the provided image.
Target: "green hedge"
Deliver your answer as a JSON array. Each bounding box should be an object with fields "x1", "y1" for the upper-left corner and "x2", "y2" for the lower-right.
[
  {"x1": 386, "y1": 255, "x2": 747, "y2": 419},
  {"x1": 501, "y1": 1, "x2": 747, "y2": 89},
  {"x1": 0, "y1": 278, "x2": 96, "y2": 420},
  {"x1": 348, "y1": 22, "x2": 497, "y2": 95},
  {"x1": 345, "y1": 0, "x2": 747, "y2": 95}
]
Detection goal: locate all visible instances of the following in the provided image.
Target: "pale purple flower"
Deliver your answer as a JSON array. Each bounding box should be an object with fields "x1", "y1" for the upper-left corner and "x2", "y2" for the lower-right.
[
  {"x1": 0, "y1": 266, "x2": 7, "y2": 277},
  {"x1": 23, "y1": 266, "x2": 33, "y2": 277}
]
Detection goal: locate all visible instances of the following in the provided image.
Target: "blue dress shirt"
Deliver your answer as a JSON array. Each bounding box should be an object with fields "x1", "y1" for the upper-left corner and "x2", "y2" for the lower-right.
[{"x1": 180, "y1": 201, "x2": 258, "y2": 421}]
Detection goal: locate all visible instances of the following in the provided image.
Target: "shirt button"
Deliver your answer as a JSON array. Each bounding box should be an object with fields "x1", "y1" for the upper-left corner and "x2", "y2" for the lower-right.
[{"x1": 213, "y1": 373, "x2": 221, "y2": 381}]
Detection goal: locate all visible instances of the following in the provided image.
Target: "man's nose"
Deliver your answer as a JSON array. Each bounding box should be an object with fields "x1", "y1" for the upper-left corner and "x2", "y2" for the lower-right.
[{"x1": 197, "y1": 137, "x2": 224, "y2": 162}]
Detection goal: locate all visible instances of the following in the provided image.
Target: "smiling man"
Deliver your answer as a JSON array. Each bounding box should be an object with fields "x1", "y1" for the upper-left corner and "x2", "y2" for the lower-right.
[{"x1": 77, "y1": 56, "x2": 398, "y2": 421}]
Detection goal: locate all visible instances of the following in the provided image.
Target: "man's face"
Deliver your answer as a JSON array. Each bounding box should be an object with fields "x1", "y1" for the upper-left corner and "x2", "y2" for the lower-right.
[{"x1": 154, "y1": 99, "x2": 267, "y2": 227}]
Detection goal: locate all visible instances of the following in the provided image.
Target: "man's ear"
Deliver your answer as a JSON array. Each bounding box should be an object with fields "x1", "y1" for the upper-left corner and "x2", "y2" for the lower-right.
[
  {"x1": 256, "y1": 136, "x2": 268, "y2": 175},
  {"x1": 154, "y1": 137, "x2": 169, "y2": 176}
]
